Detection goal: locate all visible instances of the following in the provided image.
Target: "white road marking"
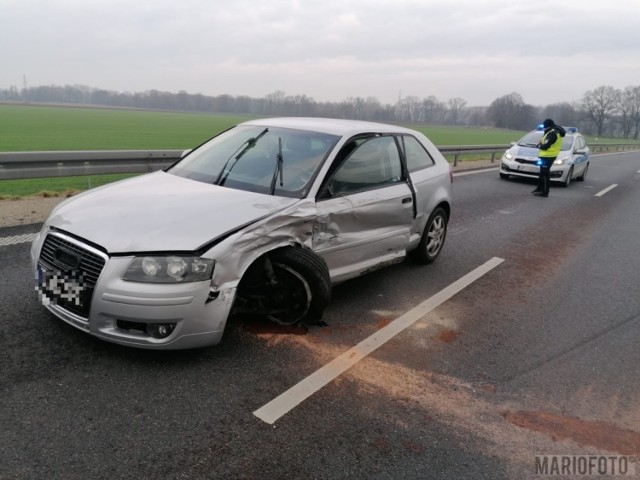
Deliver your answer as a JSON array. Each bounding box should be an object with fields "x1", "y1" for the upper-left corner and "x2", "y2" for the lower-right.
[
  {"x1": 595, "y1": 184, "x2": 618, "y2": 197},
  {"x1": 0, "y1": 233, "x2": 37, "y2": 247},
  {"x1": 253, "y1": 256, "x2": 505, "y2": 424}
]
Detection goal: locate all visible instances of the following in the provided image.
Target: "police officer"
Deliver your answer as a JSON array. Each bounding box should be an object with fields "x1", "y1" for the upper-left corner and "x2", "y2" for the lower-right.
[{"x1": 533, "y1": 119, "x2": 566, "y2": 197}]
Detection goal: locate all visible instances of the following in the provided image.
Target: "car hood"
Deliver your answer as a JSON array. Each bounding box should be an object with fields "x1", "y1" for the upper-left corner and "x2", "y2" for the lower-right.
[
  {"x1": 46, "y1": 171, "x2": 298, "y2": 253},
  {"x1": 510, "y1": 145, "x2": 539, "y2": 159}
]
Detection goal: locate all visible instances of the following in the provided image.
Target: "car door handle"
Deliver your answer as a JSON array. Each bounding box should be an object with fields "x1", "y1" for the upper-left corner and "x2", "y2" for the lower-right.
[{"x1": 402, "y1": 197, "x2": 413, "y2": 204}]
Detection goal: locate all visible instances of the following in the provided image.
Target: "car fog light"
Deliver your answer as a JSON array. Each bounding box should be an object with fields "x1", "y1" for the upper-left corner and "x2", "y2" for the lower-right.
[{"x1": 146, "y1": 323, "x2": 176, "y2": 339}]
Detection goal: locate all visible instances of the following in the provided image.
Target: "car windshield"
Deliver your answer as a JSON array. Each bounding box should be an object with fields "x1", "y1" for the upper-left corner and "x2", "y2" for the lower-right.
[
  {"x1": 168, "y1": 125, "x2": 339, "y2": 198},
  {"x1": 517, "y1": 131, "x2": 573, "y2": 151}
]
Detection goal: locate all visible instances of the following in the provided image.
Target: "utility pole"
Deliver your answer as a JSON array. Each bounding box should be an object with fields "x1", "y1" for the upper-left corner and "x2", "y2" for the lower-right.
[{"x1": 23, "y1": 74, "x2": 28, "y2": 103}]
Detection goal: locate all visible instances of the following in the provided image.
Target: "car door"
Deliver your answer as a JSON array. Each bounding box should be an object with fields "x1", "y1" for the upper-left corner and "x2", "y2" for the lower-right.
[
  {"x1": 572, "y1": 135, "x2": 589, "y2": 175},
  {"x1": 312, "y1": 135, "x2": 415, "y2": 283}
]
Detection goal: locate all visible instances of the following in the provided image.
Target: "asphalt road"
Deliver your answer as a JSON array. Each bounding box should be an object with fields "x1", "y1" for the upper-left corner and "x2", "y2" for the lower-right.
[{"x1": 1, "y1": 152, "x2": 639, "y2": 479}]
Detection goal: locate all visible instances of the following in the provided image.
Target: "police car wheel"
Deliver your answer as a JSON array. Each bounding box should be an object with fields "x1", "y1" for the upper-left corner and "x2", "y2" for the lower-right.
[
  {"x1": 562, "y1": 167, "x2": 573, "y2": 187},
  {"x1": 577, "y1": 163, "x2": 588, "y2": 182}
]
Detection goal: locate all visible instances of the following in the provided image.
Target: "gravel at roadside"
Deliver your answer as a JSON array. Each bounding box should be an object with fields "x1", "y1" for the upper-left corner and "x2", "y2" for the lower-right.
[{"x1": 0, "y1": 196, "x2": 68, "y2": 228}]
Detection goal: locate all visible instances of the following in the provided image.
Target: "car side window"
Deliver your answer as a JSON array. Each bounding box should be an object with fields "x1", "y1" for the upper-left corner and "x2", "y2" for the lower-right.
[
  {"x1": 323, "y1": 136, "x2": 403, "y2": 197},
  {"x1": 400, "y1": 135, "x2": 435, "y2": 172}
]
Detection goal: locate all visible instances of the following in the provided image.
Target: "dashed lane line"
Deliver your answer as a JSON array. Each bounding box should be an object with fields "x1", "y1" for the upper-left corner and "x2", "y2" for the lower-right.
[
  {"x1": 253, "y1": 256, "x2": 505, "y2": 425},
  {"x1": 595, "y1": 184, "x2": 618, "y2": 197}
]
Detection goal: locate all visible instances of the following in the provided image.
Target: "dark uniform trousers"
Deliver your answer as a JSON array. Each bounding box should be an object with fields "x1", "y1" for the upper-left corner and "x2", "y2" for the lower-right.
[{"x1": 537, "y1": 157, "x2": 556, "y2": 194}]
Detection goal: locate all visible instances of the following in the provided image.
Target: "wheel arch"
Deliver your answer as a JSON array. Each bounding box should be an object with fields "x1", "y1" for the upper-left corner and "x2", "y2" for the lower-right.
[{"x1": 232, "y1": 243, "x2": 332, "y2": 323}]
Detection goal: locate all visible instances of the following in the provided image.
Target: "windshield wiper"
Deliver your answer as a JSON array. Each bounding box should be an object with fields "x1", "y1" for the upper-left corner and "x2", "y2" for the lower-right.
[
  {"x1": 268, "y1": 137, "x2": 284, "y2": 195},
  {"x1": 215, "y1": 128, "x2": 269, "y2": 186}
]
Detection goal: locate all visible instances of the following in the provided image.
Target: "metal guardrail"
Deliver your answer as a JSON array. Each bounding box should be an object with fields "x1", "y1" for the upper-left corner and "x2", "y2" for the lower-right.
[
  {"x1": 439, "y1": 143, "x2": 640, "y2": 166},
  {"x1": 438, "y1": 145, "x2": 512, "y2": 166},
  {"x1": 0, "y1": 150, "x2": 182, "y2": 181},
  {"x1": 0, "y1": 144, "x2": 638, "y2": 180}
]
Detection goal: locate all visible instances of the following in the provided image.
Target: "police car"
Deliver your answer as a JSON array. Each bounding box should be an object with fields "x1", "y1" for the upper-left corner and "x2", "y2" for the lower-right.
[{"x1": 499, "y1": 126, "x2": 590, "y2": 187}]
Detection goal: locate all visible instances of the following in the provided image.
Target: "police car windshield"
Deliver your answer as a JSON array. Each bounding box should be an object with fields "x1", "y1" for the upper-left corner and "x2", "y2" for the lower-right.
[{"x1": 517, "y1": 131, "x2": 573, "y2": 151}]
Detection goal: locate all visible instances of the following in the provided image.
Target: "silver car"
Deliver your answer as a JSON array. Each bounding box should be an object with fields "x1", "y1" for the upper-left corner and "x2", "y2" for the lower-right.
[
  {"x1": 31, "y1": 118, "x2": 453, "y2": 349},
  {"x1": 499, "y1": 127, "x2": 590, "y2": 187}
]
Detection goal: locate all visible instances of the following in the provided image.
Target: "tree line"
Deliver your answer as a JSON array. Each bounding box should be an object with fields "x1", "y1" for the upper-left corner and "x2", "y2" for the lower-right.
[{"x1": 2, "y1": 84, "x2": 639, "y2": 139}]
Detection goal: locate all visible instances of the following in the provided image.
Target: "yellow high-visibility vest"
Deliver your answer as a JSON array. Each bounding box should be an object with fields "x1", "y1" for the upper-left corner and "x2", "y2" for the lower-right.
[{"x1": 539, "y1": 130, "x2": 562, "y2": 158}]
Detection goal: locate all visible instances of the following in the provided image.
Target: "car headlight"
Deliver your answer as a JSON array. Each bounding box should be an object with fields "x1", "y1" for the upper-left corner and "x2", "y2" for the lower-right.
[
  {"x1": 123, "y1": 256, "x2": 215, "y2": 283},
  {"x1": 503, "y1": 152, "x2": 514, "y2": 161},
  {"x1": 554, "y1": 156, "x2": 570, "y2": 165}
]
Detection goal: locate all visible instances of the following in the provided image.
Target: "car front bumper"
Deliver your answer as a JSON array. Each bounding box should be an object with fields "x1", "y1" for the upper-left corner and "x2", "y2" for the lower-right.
[
  {"x1": 500, "y1": 159, "x2": 570, "y2": 182},
  {"x1": 31, "y1": 230, "x2": 235, "y2": 350}
]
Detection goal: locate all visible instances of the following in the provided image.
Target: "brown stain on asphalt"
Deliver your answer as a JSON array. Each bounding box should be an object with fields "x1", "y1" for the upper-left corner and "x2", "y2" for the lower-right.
[
  {"x1": 482, "y1": 384, "x2": 496, "y2": 394},
  {"x1": 504, "y1": 410, "x2": 640, "y2": 455},
  {"x1": 242, "y1": 320, "x2": 308, "y2": 336},
  {"x1": 438, "y1": 329, "x2": 458, "y2": 343},
  {"x1": 377, "y1": 316, "x2": 392, "y2": 330},
  {"x1": 319, "y1": 324, "x2": 361, "y2": 337}
]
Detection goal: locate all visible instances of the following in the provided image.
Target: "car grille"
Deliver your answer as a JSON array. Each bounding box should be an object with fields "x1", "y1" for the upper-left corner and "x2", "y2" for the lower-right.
[
  {"x1": 515, "y1": 158, "x2": 537, "y2": 165},
  {"x1": 38, "y1": 233, "x2": 107, "y2": 317}
]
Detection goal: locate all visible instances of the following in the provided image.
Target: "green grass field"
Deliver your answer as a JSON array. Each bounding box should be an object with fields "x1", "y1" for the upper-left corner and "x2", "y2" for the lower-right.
[
  {"x1": 0, "y1": 104, "x2": 253, "y2": 151},
  {"x1": 0, "y1": 173, "x2": 138, "y2": 199},
  {"x1": 0, "y1": 103, "x2": 529, "y2": 151}
]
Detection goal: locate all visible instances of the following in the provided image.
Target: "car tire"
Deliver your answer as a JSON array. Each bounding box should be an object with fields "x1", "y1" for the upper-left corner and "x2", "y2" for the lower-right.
[
  {"x1": 499, "y1": 172, "x2": 509, "y2": 180},
  {"x1": 236, "y1": 247, "x2": 331, "y2": 325},
  {"x1": 562, "y1": 166, "x2": 573, "y2": 187},
  {"x1": 409, "y1": 207, "x2": 448, "y2": 264},
  {"x1": 577, "y1": 162, "x2": 589, "y2": 181}
]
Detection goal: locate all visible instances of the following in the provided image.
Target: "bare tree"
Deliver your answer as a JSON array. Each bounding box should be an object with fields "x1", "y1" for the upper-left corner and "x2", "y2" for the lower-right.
[
  {"x1": 541, "y1": 102, "x2": 579, "y2": 127},
  {"x1": 486, "y1": 92, "x2": 535, "y2": 130},
  {"x1": 619, "y1": 86, "x2": 640, "y2": 139},
  {"x1": 447, "y1": 97, "x2": 467, "y2": 125},
  {"x1": 580, "y1": 86, "x2": 619, "y2": 137},
  {"x1": 340, "y1": 97, "x2": 367, "y2": 119},
  {"x1": 395, "y1": 95, "x2": 422, "y2": 122},
  {"x1": 420, "y1": 96, "x2": 446, "y2": 123},
  {"x1": 263, "y1": 90, "x2": 287, "y2": 115}
]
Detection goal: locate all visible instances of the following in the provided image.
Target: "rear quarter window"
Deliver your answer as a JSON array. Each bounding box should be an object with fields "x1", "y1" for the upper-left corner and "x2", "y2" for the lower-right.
[{"x1": 400, "y1": 135, "x2": 435, "y2": 172}]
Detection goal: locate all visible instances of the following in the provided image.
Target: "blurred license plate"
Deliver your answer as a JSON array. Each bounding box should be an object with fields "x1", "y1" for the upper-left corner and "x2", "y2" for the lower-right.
[
  {"x1": 520, "y1": 165, "x2": 538, "y2": 173},
  {"x1": 36, "y1": 267, "x2": 86, "y2": 307}
]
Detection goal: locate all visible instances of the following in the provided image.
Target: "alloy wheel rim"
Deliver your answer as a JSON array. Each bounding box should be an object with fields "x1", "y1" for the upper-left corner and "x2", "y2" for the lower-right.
[{"x1": 427, "y1": 215, "x2": 445, "y2": 256}]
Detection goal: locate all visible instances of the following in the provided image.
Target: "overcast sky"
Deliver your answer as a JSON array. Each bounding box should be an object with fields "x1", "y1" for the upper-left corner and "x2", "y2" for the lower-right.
[{"x1": 2, "y1": 0, "x2": 639, "y2": 106}]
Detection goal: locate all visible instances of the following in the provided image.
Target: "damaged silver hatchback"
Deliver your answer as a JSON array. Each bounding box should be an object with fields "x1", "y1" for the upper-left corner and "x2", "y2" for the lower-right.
[{"x1": 31, "y1": 117, "x2": 453, "y2": 349}]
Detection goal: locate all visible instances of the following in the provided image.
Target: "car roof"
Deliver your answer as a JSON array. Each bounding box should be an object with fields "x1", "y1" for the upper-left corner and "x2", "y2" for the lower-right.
[
  {"x1": 528, "y1": 128, "x2": 580, "y2": 138},
  {"x1": 239, "y1": 117, "x2": 418, "y2": 137},
  {"x1": 534, "y1": 125, "x2": 580, "y2": 134}
]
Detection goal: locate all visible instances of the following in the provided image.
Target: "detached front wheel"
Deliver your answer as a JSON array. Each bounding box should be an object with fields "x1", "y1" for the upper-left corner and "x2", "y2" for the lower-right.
[
  {"x1": 409, "y1": 207, "x2": 448, "y2": 264},
  {"x1": 236, "y1": 248, "x2": 331, "y2": 325}
]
